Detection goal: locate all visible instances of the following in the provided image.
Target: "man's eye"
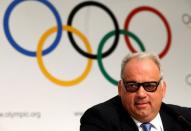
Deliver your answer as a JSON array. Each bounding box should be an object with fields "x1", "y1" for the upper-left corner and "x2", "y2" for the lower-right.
[
  {"x1": 144, "y1": 83, "x2": 157, "y2": 88},
  {"x1": 127, "y1": 83, "x2": 137, "y2": 88}
]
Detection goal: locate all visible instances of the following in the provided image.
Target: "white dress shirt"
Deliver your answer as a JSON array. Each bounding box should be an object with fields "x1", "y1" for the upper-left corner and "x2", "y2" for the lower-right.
[{"x1": 132, "y1": 113, "x2": 164, "y2": 131}]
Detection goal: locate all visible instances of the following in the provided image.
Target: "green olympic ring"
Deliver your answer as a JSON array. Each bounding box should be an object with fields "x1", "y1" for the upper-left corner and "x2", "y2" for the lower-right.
[{"x1": 97, "y1": 29, "x2": 145, "y2": 85}]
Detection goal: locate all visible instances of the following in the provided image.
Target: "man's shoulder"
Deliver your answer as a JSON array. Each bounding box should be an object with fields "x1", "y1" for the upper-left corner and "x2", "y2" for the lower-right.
[
  {"x1": 80, "y1": 96, "x2": 127, "y2": 130},
  {"x1": 83, "y1": 95, "x2": 123, "y2": 117},
  {"x1": 80, "y1": 95, "x2": 131, "y2": 123},
  {"x1": 161, "y1": 103, "x2": 191, "y2": 126},
  {"x1": 162, "y1": 103, "x2": 191, "y2": 115},
  {"x1": 92, "y1": 95, "x2": 122, "y2": 109}
]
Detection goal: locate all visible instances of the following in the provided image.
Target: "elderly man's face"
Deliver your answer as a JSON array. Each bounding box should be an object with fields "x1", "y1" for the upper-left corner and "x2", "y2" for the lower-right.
[{"x1": 118, "y1": 58, "x2": 166, "y2": 122}]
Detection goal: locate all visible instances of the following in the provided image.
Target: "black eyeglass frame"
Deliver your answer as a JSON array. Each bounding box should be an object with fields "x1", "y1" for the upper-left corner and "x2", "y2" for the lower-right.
[{"x1": 122, "y1": 78, "x2": 162, "y2": 93}]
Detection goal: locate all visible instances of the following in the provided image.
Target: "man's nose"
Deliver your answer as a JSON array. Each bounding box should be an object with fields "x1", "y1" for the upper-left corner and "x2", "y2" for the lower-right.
[{"x1": 136, "y1": 86, "x2": 147, "y2": 97}]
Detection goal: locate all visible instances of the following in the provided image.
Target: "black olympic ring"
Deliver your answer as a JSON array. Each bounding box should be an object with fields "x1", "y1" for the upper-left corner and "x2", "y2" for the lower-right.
[{"x1": 67, "y1": 1, "x2": 120, "y2": 59}]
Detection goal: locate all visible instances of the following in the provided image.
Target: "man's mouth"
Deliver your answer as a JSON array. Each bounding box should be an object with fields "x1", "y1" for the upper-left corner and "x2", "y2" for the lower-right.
[{"x1": 135, "y1": 102, "x2": 149, "y2": 109}]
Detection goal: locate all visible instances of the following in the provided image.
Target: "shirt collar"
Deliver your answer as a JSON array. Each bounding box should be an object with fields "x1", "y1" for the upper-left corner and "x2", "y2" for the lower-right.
[{"x1": 132, "y1": 113, "x2": 164, "y2": 131}]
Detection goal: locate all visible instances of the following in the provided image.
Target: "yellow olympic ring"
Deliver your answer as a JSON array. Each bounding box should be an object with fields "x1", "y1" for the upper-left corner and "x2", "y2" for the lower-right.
[{"x1": 36, "y1": 25, "x2": 93, "y2": 86}]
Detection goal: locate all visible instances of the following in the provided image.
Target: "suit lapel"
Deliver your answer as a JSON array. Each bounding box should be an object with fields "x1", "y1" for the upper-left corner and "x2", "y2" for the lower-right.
[
  {"x1": 160, "y1": 109, "x2": 173, "y2": 131},
  {"x1": 121, "y1": 116, "x2": 139, "y2": 131},
  {"x1": 120, "y1": 107, "x2": 139, "y2": 131},
  {"x1": 160, "y1": 103, "x2": 186, "y2": 131},
  {"x1": 116, "y1": 96, "x2": 139, "y2": 131}
]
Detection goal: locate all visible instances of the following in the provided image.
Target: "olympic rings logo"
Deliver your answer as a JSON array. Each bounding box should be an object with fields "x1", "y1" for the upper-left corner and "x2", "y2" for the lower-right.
[
  {"x1": 3, "y1": 0, "x2": 172, "y2": 86},
  {"x1": 182, "y1": 13, "x2": 191, "y2": 28}
]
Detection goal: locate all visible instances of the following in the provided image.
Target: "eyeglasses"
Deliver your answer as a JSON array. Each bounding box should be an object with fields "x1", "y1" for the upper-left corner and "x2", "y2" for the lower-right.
[{"x1": 122, "y1": 78, "x2": 162, "y2": 92}]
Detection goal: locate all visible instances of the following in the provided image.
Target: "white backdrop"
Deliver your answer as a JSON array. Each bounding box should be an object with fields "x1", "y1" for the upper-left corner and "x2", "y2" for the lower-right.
[{"x1": 0, "y1": 0, "x2": 191, "y2": 131}]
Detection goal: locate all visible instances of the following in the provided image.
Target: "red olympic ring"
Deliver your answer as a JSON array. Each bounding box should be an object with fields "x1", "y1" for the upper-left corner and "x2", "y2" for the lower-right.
[{"x1": 124, "y1": 6, "x2": 172, "y2": 59}]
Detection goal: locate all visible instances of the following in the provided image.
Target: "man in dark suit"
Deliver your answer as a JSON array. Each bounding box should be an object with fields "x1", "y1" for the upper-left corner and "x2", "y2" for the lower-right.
[{"x1": 80, "y1": 52, "x2": 191, "y2": 131}]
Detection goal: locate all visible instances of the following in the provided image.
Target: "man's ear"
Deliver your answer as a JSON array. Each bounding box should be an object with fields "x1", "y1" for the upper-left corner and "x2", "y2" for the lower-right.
[
  {"x1": 118, "y1": 80, "x2": 122, "y2": 96},
  {"x1": 161, "y1": 80, "x2": 167, "y2": 98}
]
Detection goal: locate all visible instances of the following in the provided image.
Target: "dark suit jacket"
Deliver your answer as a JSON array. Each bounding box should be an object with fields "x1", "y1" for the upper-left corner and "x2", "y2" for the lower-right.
[{"x1": 80, "y1": 96, "x2": 191, "y2": 131}]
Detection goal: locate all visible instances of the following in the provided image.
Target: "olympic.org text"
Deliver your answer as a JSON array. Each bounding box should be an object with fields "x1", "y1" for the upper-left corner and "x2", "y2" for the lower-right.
[{"x1": 0, "y1": 111, "x2": 41, "y2": 119}]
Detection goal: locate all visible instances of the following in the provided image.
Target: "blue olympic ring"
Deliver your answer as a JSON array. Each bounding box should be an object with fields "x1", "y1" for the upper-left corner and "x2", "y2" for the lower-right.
[{"x1": 3, "y1": 0, "x2": 63, "y2": 57}]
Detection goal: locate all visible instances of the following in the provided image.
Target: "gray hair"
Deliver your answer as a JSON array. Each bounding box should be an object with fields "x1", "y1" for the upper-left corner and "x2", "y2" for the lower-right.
[{"x1": 120, "y1": 52, "x2": 163, "y2": 80}]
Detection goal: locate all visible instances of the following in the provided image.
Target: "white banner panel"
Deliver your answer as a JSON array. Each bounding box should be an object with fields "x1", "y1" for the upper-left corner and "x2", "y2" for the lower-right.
[{"x1": 0, "y1": 0, "x2": 191, "y2": 131}]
